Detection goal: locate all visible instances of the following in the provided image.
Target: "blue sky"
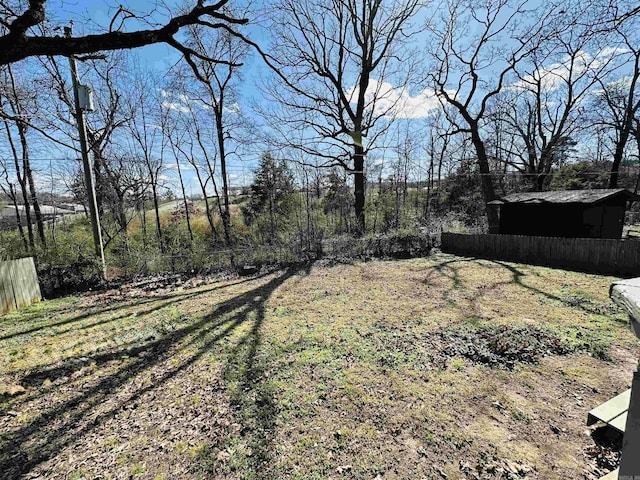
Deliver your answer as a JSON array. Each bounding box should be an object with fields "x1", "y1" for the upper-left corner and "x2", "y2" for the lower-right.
[{"x1": 17, "y1": 0, "x2": 268, "y2": 195}]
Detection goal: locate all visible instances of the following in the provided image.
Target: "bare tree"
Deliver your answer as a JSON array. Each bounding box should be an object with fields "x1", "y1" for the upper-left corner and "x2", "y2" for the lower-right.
[
  {"x1": 426, "y1": 0, "x2": 548, "y2": 230},
  {"x1": 423, "y1": 111, "x2": 453, "y2": 221},
  {"x1": 499, "y1": 12, "x2": 625, "y2": 191},
  {"x1": 125, "y1": 67, "x2": 167, "y2": 253},
  {"x1": 0, "y1": 63, "x2": 46, "y2": 246},
  {"x1": 96, "y1": 154, "x2": 150, "y2": 249},
  {"x1": 258, "y1": 0, "x2": 421, "y2": 234},
  {"x1": 163, "y1": 93, "x2": 221, "y2": 242},
  {"x1": 39, "y1": 53, "x2": 132, "y2": 220},
  {"x1": 0, "y1": 156, "x2": 28, "y2": 249},
  {"x1": 160, "y1": 105, "x2": 194, "y2": 244},
  {"x1": 592, "y1": 8, "x2": 640, "y2": 188},
  {"x1": 178, "y1": 17, "x2": 249, "y2": 248}
]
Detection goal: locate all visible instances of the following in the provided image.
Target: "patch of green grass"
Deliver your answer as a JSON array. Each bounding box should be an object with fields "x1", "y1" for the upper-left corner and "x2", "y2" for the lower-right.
[
  {"x1": 450, "y1": 358, "x2": 465, "y2": 370},
  {"x1": 69, "y1": 470, "x2": 84, "y2": 480},
  {"x1": 130, "y1": 464, "x2": 145, "y2": 475},
  {"x1": 545, "y1": 323, "x2": 617, "y2": 360},
  {"x1": 423, "y1": 427, "x2": 436, "y2": 445}
]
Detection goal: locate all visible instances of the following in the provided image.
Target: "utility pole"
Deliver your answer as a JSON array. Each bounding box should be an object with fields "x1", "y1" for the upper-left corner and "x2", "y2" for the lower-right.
[{"x1": 64, "y1": 26, "x2": 106, "y2": 279}]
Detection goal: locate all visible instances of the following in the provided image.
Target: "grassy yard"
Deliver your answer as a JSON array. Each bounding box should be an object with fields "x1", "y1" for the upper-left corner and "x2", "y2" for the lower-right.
[{"x1": 0, "y1": 254, "x2": 637, "y2": 479}]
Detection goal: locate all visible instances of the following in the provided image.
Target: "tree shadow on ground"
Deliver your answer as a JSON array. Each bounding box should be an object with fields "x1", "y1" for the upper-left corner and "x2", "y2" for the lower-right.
[
  {"x1": 0, "y1": 264, "x2": 311, "y2": 479},
  {"x1": 0, "y1": 273, "x2": 272, "y2": 342},
  {"x1": 426, "y1": 256, "x2": 622, "y2": 318}
]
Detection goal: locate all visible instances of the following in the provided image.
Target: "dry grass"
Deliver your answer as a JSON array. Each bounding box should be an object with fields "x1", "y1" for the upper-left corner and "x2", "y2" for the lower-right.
[{"x1": 0, "y1": 254, "x2": 636, "y2": 479}]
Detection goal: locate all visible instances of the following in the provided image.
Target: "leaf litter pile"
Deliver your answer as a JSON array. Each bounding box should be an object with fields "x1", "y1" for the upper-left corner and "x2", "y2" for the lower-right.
[
  {"x1": 431, "y1": 324, "x2": 573, "y2": 370},
  {"x1": 0, "y1": 254, "x2": 638, "y2": 479}
]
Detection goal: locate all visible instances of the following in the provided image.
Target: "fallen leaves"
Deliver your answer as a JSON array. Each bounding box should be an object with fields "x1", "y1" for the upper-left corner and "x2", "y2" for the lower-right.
[{"x1": 0, "y1": 383, "x2": 26, "y2": 396}]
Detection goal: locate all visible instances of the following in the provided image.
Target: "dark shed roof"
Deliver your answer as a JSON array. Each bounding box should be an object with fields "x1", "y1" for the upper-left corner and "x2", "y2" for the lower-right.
[{"x1": 488, "y1": 189, "x2": 639, "y2": 205}]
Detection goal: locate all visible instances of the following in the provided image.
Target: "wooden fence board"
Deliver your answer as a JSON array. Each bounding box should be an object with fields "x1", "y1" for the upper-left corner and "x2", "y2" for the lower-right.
[
  {"x1": 0, "y1": 261, "x2": 16, "y2": 314},
  {"x1": 25, "y1": 258, "x2": 41, "y2": 305},
  {"x1": 16, "y1": 258, "x2": 40, "y2": 308},
  {"x1": 10, "y1": 259, "x2": 26, "y2": 309},
  {"x1": 0, "y1": 257, "x2": 41, "y2": 315},
  {"x1": 441, "y1": 233, "x2": 640, "y2": 276}
]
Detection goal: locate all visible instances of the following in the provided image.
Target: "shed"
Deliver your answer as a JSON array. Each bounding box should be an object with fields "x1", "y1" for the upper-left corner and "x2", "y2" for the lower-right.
[{"x1": 488, "y1": 189, "x2": 638, "y2": 239}]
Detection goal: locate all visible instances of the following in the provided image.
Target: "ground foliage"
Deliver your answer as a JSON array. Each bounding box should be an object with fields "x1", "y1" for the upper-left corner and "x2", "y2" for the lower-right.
[{"x1": 433, "y1": 324, "x2": 573, "y2": 370}]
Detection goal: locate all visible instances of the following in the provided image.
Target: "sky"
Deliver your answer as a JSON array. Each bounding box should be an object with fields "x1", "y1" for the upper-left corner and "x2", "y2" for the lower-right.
[
  {"x1": 16, "y1": 0, "x2": 268, "y2": 196},
  {"x1": 2, "y1": 0, "x2": 638, "y2": 200},
  {"x1": 14, "y1": 0, "x2": 442, "y2": 197}
]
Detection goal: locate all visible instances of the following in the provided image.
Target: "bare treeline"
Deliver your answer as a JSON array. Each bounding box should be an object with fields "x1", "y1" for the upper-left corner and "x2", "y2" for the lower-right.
[{"x1": 0, "y1": 0, "x2": 638, "y2": 271}]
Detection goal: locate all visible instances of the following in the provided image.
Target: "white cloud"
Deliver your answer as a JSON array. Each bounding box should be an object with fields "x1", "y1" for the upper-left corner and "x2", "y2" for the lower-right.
[
  {"x1": 511, "y1": 57, "x2": 585, "y2": 93},
  {"x1": 177, "y1": 93, "x2": 192, "y2": 104},
  {"x1": 166, "y1": 162, "x2": 195, "y2": 171},
  {"x1": 161, "y1": 101, "x2": 190, "y2": 113},
  {"x1": 348, "y1": 79, "x2": 444, "y2": 119},
  {"x1": 594, "y1": 47, "x2": 629, "y2": 66},
  {"x1": 511, "y1": 47, "x2": 629, "y2": 93},
  {"x1": 182, "y1": 163, "x2": 196, "y2": 171},
  {"x1": 223, "y1": 102, "x2": 241, "y2": 115},
  {"x1": 160, "y1": 90, "x2": 227, "y2": 113}
]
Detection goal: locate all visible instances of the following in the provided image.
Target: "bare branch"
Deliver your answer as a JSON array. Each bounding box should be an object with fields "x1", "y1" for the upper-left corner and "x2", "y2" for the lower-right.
[{"x1": 0, "y1": 1, "x2": 248, "y2": 65}]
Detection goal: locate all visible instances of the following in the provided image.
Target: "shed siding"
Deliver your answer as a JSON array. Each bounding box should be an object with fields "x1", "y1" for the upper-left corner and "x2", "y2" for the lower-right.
[{"x1": 497, "y1": 197, "x2": 629, "y2": 239}]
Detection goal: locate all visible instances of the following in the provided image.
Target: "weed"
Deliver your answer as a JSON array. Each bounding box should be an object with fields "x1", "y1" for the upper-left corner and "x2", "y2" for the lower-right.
[
  {"x1": 423, "y1": 428, "x2": 436, "y2": 445},
  {"x1": 512, "y1": 409, "x2": 532, "y2": 424},
  {"x1": 130, "y1": 464, "x2": 145, "y2": 475},
  {"x1": 450, "y1": 358, "x2": 465, "y2": 370}
]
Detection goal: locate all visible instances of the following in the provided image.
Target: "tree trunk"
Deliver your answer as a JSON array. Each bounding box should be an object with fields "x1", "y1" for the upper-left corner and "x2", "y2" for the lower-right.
[
  {"x1": 13, "y1": 162, "x2": 35, "y2": 251},
  {"x1": 353, "y1": 144, "x2": 366, "y2": 235},
  {"x1": 140, "y1": 200, "x2": 147, "y2": 249},
  {"x1": 394, "y1": 172, "x2": 401, "y2": 230},
  {"x1": 19, "y1": 131, "x2": 46, "y2": 247},
  {"x1": 3, "y1": 118, "x2": 35, "y2": 251},
  {"x1": 425, "y1": 149, "x2": 434, "y2": 221},
  {"x1": 269, "y1": 191, "x2": 277, "y2": 242},
  {"x1": 87, "y1": 133, "x2": 106, "y2": 215},
  {"x1": 634, "y1": 122, "x2": 640, "y2": 195},
  {"x1": 215, "y1": 105, "x2": 233, "y2": 249},
  {"x1": 150, "y1": 181, "x2": 165, "y2": 253},
  {"x1": 175, "y1": 160, "x2": 193, "y2": 243},
  {"x1": 609, "y1": 129, "x2": 629, "y2": 188},
  {"x1": 470, "y1": 128, "x2": 499, "y2": 233},
  {"x1": 9, "y1": 184, "x2": 28, "y2": 251},
  {"x1": 200, "y1": 187, "x2": 219, "y2": 243},
  {"x1": 305, "y1": 170, "x2": 312, "y2": 250}
]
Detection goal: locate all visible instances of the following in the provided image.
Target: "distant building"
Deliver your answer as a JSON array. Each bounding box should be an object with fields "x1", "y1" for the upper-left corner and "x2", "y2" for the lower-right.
[
  {"x1": 488, "y1": 189, "x2": 639, "y2": 239},
  {"x1": 0, "y1": 204, "x2": 79, "y2": 230},
  {"x1": 228, "y1": 187, "x2": 245, "y2": 197},
  {"x1": 59, "y1": 203, "x2": 85, "y2": 213}
]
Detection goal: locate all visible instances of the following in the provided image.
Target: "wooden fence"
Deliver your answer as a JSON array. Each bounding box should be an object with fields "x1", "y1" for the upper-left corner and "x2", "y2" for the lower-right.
[
  {"x1": 0, "y1": 257, "x2": 42, "y2": 315},
  {"x1": 441, "y1": 233, "x2": 640, "y2": 276}
]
